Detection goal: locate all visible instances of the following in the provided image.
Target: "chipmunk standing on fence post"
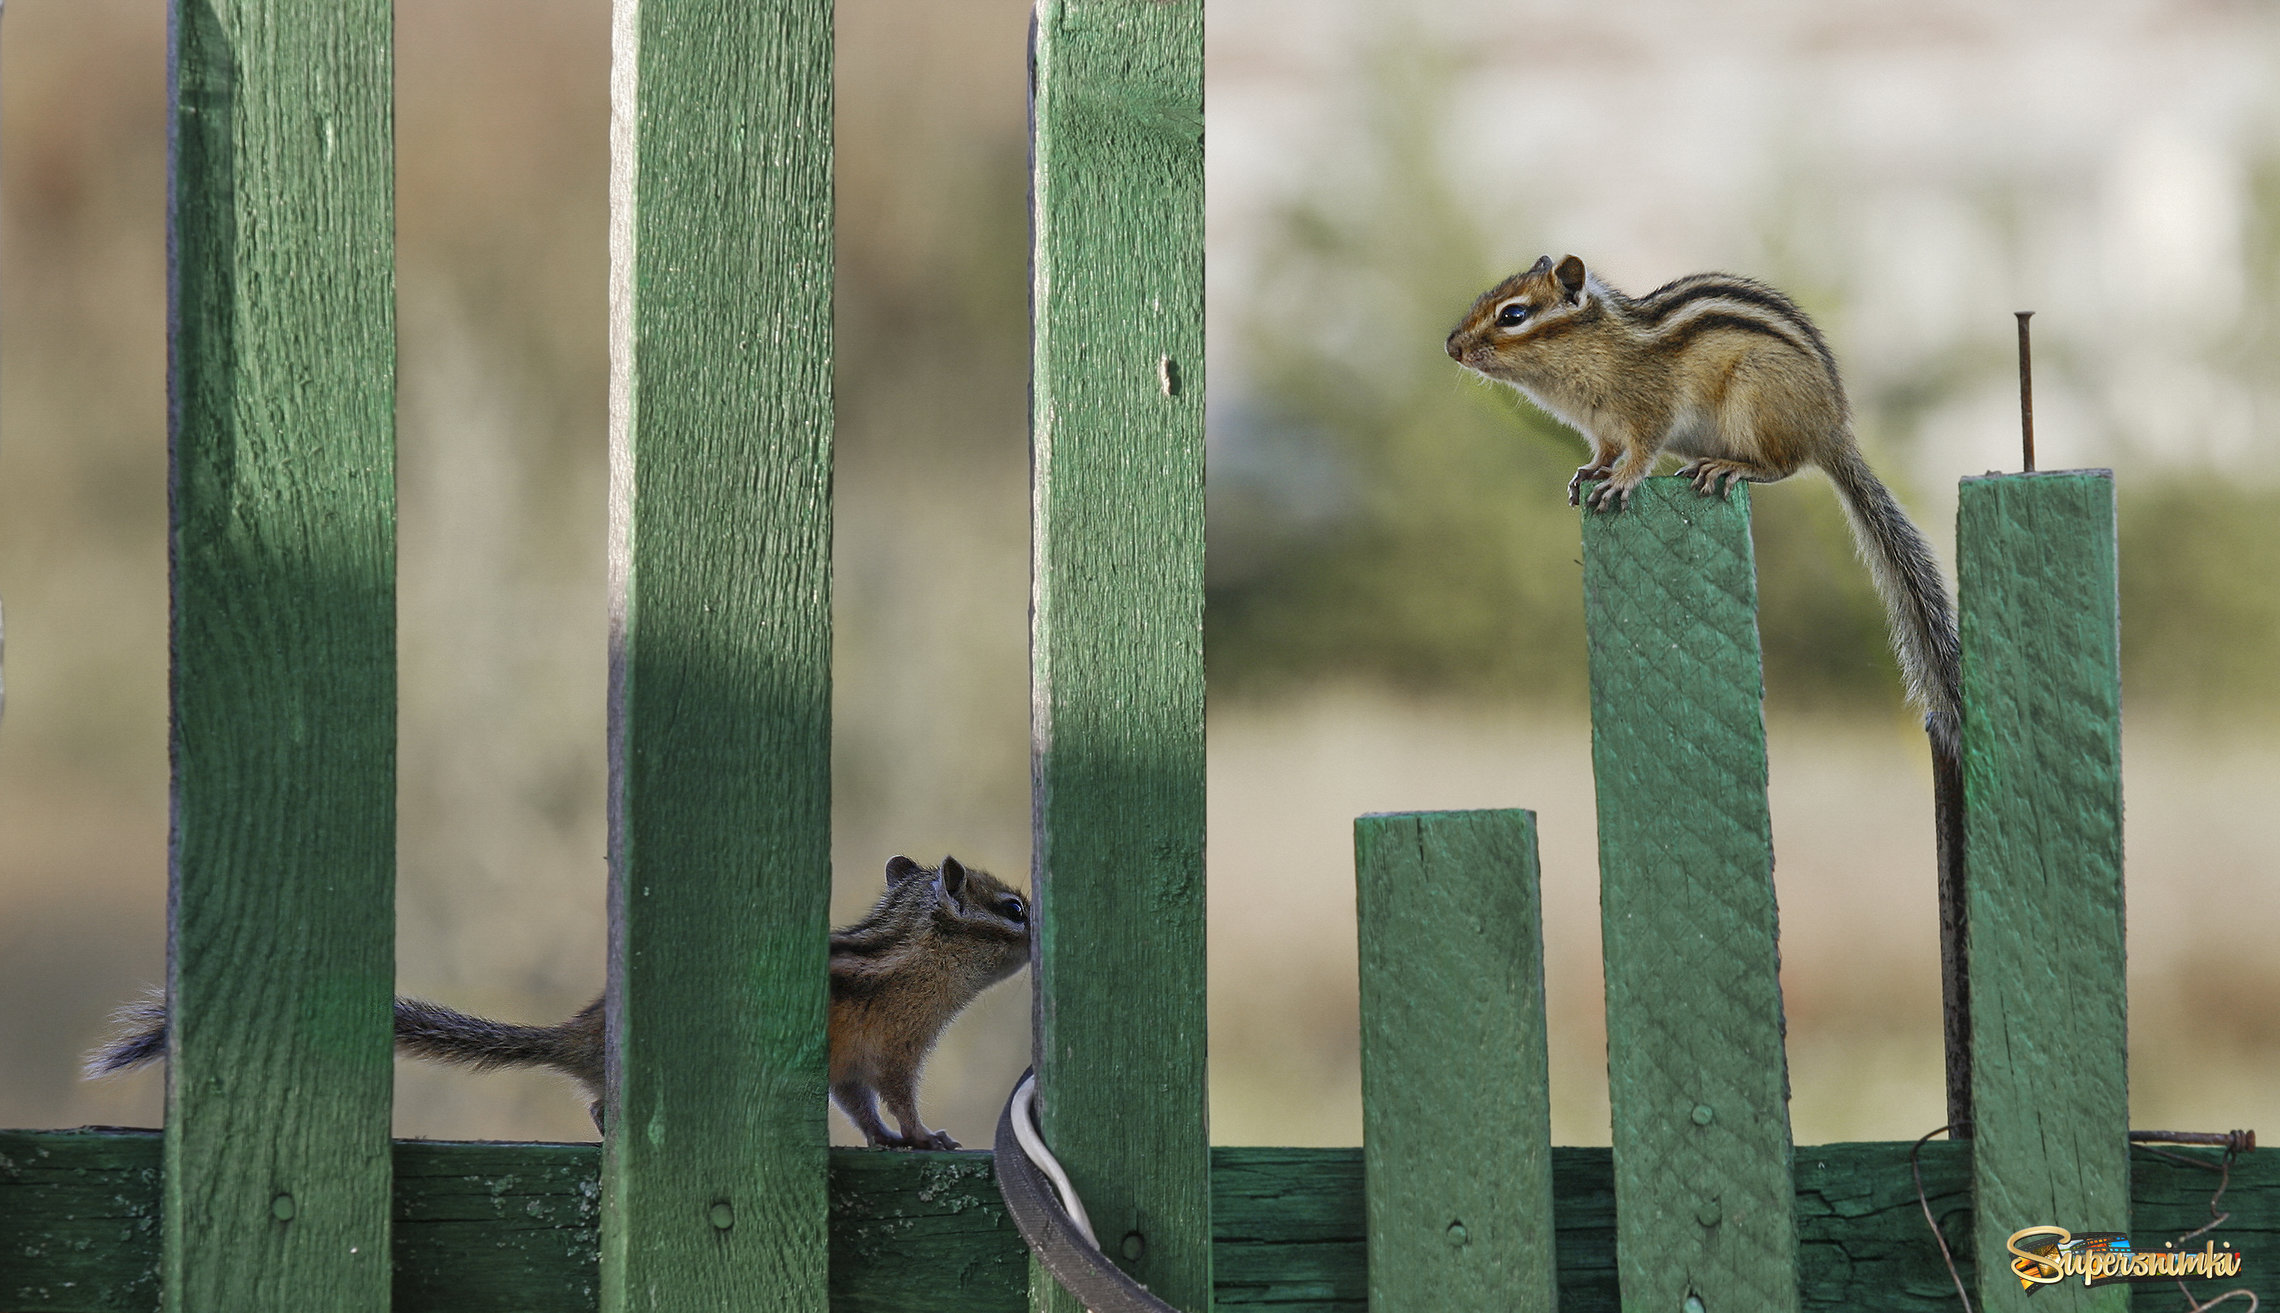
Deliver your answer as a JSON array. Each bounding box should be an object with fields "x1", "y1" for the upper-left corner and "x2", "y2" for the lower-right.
[
  {"x1": 89, "y1": 854, "x2": 1032, "y2": 1149},
  {"x1": 1446, "y1": 254, "x2": 1973, "y2": 1126},
  {"x1": 1444, "y1": 253, "x2": 1961, "y2": 749}
]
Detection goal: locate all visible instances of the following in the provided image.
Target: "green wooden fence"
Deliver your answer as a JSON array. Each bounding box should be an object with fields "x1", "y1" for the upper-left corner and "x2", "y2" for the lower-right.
[{"x1": 1, "y1": 4, "x2": 2269, "y2": 1312}]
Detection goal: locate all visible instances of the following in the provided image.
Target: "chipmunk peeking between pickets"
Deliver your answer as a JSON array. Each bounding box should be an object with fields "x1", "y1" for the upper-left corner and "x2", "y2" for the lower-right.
[{"x1": 89, "y1": 854, "x2": 1031, "y2": 1150}]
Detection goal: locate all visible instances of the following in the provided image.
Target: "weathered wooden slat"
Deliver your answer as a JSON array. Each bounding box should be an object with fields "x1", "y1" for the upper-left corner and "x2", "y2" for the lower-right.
[
  {"x1": 1, "y1": 1130, "x2": 165, "y2": 1312},
  {"x1": 604, "y1": 0, "x2": 835, "y2": 1308},
  {"x1": 8, "y1": 1135, "x2": 2270, "y2": 1312},
  {"x1": 1957, "y1": 471, "x2": 2129, "y2": 1313},
  {"x1": 1211, "y1": 1147, "x2": 1368, "y2": 1309},
  {"x1": 825, "y1": 1152, "x2": 1027, "y2": 1311},
  {"x1": 1581, "y1": 476, "x2": 1800, "y2": 1313},
  {"x1": 166, "y1": 2, "x2": 397, "y2": 1309},
  {"x1": 1027, "y1": 2, "x2": 1209, "y2": 1311},
  {"x1": 1355, "y1": 810, "x2": 1558, "y2": 1311}
]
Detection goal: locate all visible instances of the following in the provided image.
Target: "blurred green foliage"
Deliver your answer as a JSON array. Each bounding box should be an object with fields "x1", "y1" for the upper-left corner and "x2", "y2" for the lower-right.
[
  {"x1": 1205, "y1": 41, "x2": 2280, "y2": 725},
  {"x1": 1206, "y1": 44, "x2": 1590, "y2": 707},
  {"x1": 1205, "y1": 42, "x2": 1896, "y2": 715},
  {"x1": 2119, "y1": 481, "x2": 2280, "y2": 718}
]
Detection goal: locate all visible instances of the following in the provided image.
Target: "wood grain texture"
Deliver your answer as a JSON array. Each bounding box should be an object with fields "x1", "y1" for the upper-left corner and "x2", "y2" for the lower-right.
[
  {"x1": 167, "y1": 2, "x2": 396, "y2": 1308},
  {"x1": 1027, "y1": 2, "x2": 1209, "y2": 1310},
  {"x1": 1581, "y1": 476, "x2": 1799, "y2": 1313},
  {"x1": 10, "y1": 1135, "x2": 2270, "y2": 1312},
  {"x1": 604, "y1": 1, "x2": 834, "y2": 1308},
  {"x1": 1957, "y1": 471, "x2": 2129, "y2": 1313},
  {"x1": 391, "y1": 1141, "x2": 603, "y2": 1311},
  {"x1": 1355, "y1": 810, "x2": 1558, "y2": 1311},
  {"x1": 826, "y1": 1152, "x2": 1027, "y2": 1311},
  {"x1": 1211, "y1": 1148, "x2": 1368, "y2": 1308}
]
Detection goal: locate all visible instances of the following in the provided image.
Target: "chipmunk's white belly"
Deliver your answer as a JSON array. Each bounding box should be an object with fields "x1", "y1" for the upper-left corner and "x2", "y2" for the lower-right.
[
  {"x1": 1509, "y1": 377, "x2": 1742, "y2": 465},
  {"x1": 1659, "y1": 405, "x2": 1722, "y2": 457},
  {"x1": 1507, "y1": 381, "x2": 1596, "y2": 441}
]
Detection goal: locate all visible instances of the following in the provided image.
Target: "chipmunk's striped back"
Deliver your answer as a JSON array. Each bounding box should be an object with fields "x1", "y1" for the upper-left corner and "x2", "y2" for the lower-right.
[{"x1": 1630, "y1": 272, "x2": 1842, "y2": 387}]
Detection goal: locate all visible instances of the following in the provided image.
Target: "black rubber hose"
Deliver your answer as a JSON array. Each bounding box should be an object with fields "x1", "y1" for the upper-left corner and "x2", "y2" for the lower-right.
[{"x1": 993, "y1": 1069, "x2": 1180, "y2": 1313}]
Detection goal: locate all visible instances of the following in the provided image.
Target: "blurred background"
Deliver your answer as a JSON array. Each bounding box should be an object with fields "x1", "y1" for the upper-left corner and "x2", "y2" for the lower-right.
[{"x1": 2, "y1": 0, "x2": 2276, "y2": 1150}]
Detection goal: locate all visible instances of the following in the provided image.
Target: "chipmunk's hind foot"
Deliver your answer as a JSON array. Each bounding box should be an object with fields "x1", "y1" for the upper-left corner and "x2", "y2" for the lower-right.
[{"x1": 1677, "y1": 457, "x2": 1771, "y2": 498}]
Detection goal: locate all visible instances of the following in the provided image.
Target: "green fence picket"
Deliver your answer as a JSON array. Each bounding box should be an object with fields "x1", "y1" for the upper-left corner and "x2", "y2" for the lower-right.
[
  {"x1": 601, "y1": 1, "x2": 835, "y2": 1308},
  {"x1": 1356, "y1": 809, "x2": 1560, "y2": 1312},
  {"x1": 1582, "y1": 477, "x2": 1799, "y2": 1313},
  {"x1": 166, "y1": 2, "x2": 397, "y2": 1308},
  {"x1": 1958, "y1": 471, "x2": 2129, "y2": 1312},
  {"x1": 1028, "y1": 2, "x2": 1210, "y2": 1310}
]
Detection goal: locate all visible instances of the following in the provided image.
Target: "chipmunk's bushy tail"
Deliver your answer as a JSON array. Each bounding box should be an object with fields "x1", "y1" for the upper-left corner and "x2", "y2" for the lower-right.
[
  {"x1": 392, "y1": 997, "x2": 599, "y2": 1086},
  {"x1": 83, "y1": 992, "x2": 169, "y2": 1077},
  {"x1": 87, "y1": 994, "x2": 602, "y2": 1095},
  {"x1": 1823, "y1": 444, "x2": 1962, "y2": 755}
]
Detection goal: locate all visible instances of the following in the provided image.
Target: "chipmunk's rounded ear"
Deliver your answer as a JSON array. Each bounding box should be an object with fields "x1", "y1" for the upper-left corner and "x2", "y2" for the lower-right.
[
  {"x1": 1555, "y1": 255, "x2": 1587, "y2": 302},
  {"x1": 885, "y1": 855, "x2": 927, "y2": 886},
  {"x1": 939, "y1": 855, "x2": 968, "y2": 897}
]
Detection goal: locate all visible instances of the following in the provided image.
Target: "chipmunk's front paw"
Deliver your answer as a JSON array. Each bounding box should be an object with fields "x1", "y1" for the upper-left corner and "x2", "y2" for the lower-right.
[
  {"x1": 1568, "y1": 463, "x2": 1613, "y2": 506},
  {"x1": 1582, "y1": 477, "x2": 1636, "y2": 512},
  {"x1": 917, "y1": 1130, "x2": 959, "y2": 1151}
]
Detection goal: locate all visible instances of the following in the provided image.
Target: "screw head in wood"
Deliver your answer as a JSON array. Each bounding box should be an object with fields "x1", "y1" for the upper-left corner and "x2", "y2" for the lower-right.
[
  {"x1": 270, "y1": 1193, "x2": 296, "y2": 1221},
  {"x1": 1694, "y1": 1200, "x2": 1722, "y2": 1227},
  {"x1": 1691, "y1": 1103, "x2": 1715, "y2": 1126},
  {"x1": 1121, "y1": 1230, "x2": 1146, "y2": 1260},
  {"x1": 1445, "y1": 1220, "x2": 1468, "y2": 1247},
  {"x1": 709, "y1": 1201, "x2": 735, "y2": 1231},
  {"x1": 1684, "y1": 1296, "x2": 1706, "y2": 1313}
]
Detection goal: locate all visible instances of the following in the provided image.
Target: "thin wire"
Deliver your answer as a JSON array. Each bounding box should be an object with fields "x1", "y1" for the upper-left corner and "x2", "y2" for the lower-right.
[
  {"x1": 2179, "y1": 1292, "x2": 2259, "y2": 1312},
  {"x1": 2189, "y1": 1148, "x2": 2234, "y2": 1244},
  {"x1": 2136, "y1": 1143, "x2": 2259, "y2": 1313},
  {"x1": 1919, "y1": 1132, "x2": 2260, "y2": 1311},
  {"x1": 1911, "y1": 1125, "x2": 1975, "y2": 1313}
]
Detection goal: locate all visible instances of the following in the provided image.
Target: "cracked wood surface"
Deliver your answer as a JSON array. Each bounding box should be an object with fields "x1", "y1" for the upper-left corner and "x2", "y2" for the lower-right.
[
  {"x1": 1582, "y1": 477, "x2": 1800, "y2": 1312},
  {"x1": 1958, "y1": 472, "x2": 2129, "y2": 1313}
]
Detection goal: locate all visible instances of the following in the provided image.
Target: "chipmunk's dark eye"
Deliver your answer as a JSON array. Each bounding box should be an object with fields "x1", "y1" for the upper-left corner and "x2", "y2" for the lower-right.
[
  {"x1": 1495, "y1": 302, "x2": 1532, "y2": 328},
  {"x1": 999, "y1": 895, "x2": 1027, "y2": 924}
]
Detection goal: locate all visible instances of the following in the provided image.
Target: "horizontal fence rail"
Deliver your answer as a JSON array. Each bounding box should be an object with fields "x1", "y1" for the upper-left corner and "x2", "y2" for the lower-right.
[{"x1": 5, "y1": 1134, "x2": 2273, "y2": 1312}]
